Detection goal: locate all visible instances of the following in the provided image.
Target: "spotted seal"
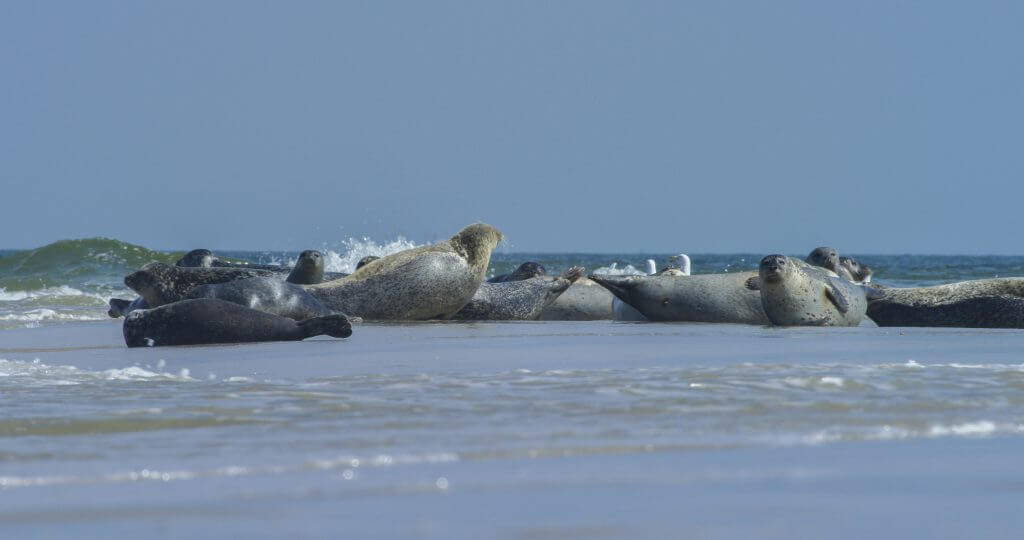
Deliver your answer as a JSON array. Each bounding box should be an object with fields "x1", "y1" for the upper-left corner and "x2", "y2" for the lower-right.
[
  {"x1": 839, "y1": 256, "x2": 872, "y2": 283},
  {"x1": 590, "y1": 272, "x2": 767, "y2": 324},
  {"x1": 125, "y1": 262, "x2": 280, "y2": 308},
  {"x1": 488, "y1": 262, "x2": 547, "y2": 283},
  {"x1": 122, "y1": 298, "x2": 351, "y2": 347},
  {"x1": 757, "y1": 255, "x2": 879, "y2": 326},
  {"x1": 867, "y1": 278, "x2": 1024, "y2": 327},
  {"x1": 306, "y1": 223, "x2": 503, "y2": 320},
  {"x1": 454, "y1": 267, "x2": 583, "y2": 320},
  {"x1": 185, "y1": 277, "x2": 334, "y2": 320},
  {"x1": 176, "y1": 249, "x2": 345, "y2": 283}
]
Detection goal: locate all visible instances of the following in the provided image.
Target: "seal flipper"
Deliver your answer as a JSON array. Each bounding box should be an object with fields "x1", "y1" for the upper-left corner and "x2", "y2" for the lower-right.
[
  {"x1": 745, "y1": 276, "x2": 761, "y2": 291},
  {"x1": 108, "y1": 298, "x2": 132, "y2": 318},
  {"x1": 825, "y1": 283, "x2": 850, "y2": 314},
  {"x1": 861, "y1": 284, "x2": 885, "y2": 301},
  {"x1": 296, "y1": 314, "x2": 353, "y2": 339}
]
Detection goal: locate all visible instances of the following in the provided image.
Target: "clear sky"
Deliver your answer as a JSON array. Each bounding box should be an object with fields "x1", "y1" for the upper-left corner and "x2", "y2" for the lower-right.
[{"x1": 2, "y1": 1, "x2": 1021, "y2": 254}]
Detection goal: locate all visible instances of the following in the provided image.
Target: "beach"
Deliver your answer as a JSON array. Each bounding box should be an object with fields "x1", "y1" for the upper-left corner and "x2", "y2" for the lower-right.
[{"x1": 3, "y1": 318, "x2": 1024, "y2": 538}]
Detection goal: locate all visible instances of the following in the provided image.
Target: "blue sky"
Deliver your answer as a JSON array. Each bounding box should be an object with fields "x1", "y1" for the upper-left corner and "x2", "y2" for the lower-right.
[{"x1": 2, "y1": 1, "x2": 1021, "y2": 254}]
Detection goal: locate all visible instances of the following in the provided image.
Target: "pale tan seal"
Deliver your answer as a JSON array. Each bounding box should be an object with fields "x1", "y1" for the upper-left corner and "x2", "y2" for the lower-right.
[
  {"x1": 306, "y1": 223, "x2": 503, "y2": 320},
  {"x1": 757, "y1": 255, "x2": 878, "y2": 326}
]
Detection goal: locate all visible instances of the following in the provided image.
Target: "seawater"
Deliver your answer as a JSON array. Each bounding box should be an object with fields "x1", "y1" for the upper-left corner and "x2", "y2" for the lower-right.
[{"x1": 2, "y1": 239, "x2": 1024, "y2": 538}]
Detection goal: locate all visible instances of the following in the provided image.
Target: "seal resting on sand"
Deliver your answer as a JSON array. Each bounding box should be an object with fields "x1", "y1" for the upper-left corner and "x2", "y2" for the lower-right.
[
  {"x1": 122, "y1": 298, "x2": 351, "y2": 347},
  {"x1": 454, "y1": 267, "x2": 583, "y2": 320},
  {"x1": 305, "y1": 223, "x2": 503, "y2": 320},
  {"x1": 590, "y1": 272, "x2": 767, "y2": 324},
  {"x1": 867, "y1": 278, "x2": 1024, "y2": 327},
  {"x1": 757, "y1": 255, "x2": 877, "y2": 326}
]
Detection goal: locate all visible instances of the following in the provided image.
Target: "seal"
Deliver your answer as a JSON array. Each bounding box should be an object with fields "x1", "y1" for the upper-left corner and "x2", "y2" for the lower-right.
[
  {"x1": 122, "y1": 298, "x2": 351, "y2": 347},
  {"x1": 185, "y1": 277, "x2": 334, "y2": 320},
  {"x1": 355, "y1": 255, "x2": 380, "y2": 270},
  {"x1": 125, "y1": 262, "x2": 281, "y2": 308},
  {"x1": 488, "y1": 262, "x2": 547, "y2": 283},
  {"x1": 306, "y1": 223, "x2": 504, "y2": 320},
  {"x1": 611, "y1": 268, "x2": 689, "y2": 321},
  {"x1": 757, "y1": 255, "x2": 878, "y2": 326},
  {"x1": 805, "y1": 247, "x2": 856, "y2": 281},
  {"x1": 454, "y1": 267, "x2": 583, "y2": 320},
  {"x1": 590, "y1": 272, "x2": 767, "y2": 324},
  {"x1": 868, "y1": 294, "x2": 1024, "y2": 328},
  {"x1": 839, "y1": 256, "x2": 872, "y2": 283},
  {"x1": 176, "y1": 249, "x2": 216, "y2": 268},
  {"x1": 286, "y1": 250, "x2": 325, "y2": 285},
  {"x1": 866, "y1": 278, "x2": 1024, "y2": 327},
  {"x1": 538, "y1": 278, "x2": 615, "y2": 320},
  {"x1": 108, "y1": 296, "x2": 149, "y2": 318},
  {"x1": 176, "y1": 249, "x2": 344, "y2": 283}
]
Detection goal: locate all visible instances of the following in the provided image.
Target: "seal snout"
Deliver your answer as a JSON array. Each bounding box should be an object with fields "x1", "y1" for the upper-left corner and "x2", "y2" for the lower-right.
[{"x1": 759, "y1": 255, "x2": 787, "y2": 282}]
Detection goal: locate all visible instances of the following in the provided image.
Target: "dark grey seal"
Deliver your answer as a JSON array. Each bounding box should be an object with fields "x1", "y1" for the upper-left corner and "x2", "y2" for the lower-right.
[
  {"x1": 108, "y1": 296, "x2": 149, "y2": 318},
  {"x1": 758, "y1": 255, "x2": 878, "y2": 326},
  {"x1": 454, "y1": 267, "x2": 583, "y2": 320},
  {"x1": 185, "y1": 277, "x2": 334, "y2": 320},
  {"x1": 123, "y1": 298, "x2": 351, "y2": 347},
  {"x1": 125, "y1": 262, "x2": 281, "y2": 308},
  {"x1": 488, "y1": 262, "x2": 547, "y2": 283},
  {"x1": 176, "y1": 249, "x2": 344, "y2": 283},
  {"x1": 306, "y1": 223, "x2": 503, "y2": 320},
  {"x1": 590, "y1": 272, "x2": 767, "y2": 324},
  {"x1": 867, "y1": 278, "x2": 1024, "y2": 328},
  {"x1": 285, "y1": 250, "x2": 325, "y2": 285}
]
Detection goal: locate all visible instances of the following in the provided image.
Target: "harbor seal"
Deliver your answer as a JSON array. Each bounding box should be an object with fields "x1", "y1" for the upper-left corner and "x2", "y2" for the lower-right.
[
  {"x1": 176, "y1": 249, "x2": 344, "y2": 283},
  {"x1": 590, "y1": 272, "x2": 767, "y2": 324},
  {"x1": 840, "y1": 256, "x2": 872, "y2": 283},
  {"x1": 125, "y1": 262, "x2": 281, "y2": 308},
  {"x1": 122, "y1": 298, "x2": 351, "y2": 347},
  {"x1": 355, "y1": 255, "x2": 380, "y2": 270},
  {"x1": 454, "y1": 267, "x2": 583, "y2": 320},
  {"x1": 757, "y1": 255, "x2": 877, "y2": 326},
  {"x1": 538, "y1": 277, "x2": 615, "y2": 320},
  {"x1": 488, "y1": 262, "x2": 547, "y2": 283},
  {"x1": 805, "y1": 247, "x2": 856, "y2": 281},
  {"x1": 285, "y1": 250, "x2": 325, "y2": 285},
  {"x1": 185, "y1": 277, "x2": 334, "y2": 320},
  {"x1": 868, "y1": 294, "x2": 1024, "y2": 328},
  {"x1": 306, "y1": 223, "x2": 503, "y2": 320},
  {"x1": 867, "y1": 278, "x2": 1024, "y2": 327}
]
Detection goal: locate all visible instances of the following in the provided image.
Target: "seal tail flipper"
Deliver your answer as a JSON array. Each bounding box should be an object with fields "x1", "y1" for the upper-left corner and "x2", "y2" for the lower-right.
[
  {"x1": 296, "y1": 314, "x2": 353, "y2": 339},
  {"x1": 108, "y1": 298, "x2": 132, "y2": 318},
  {"x1": 562, "y1": 266, "x2": 584, "y2": 283},
  {"x1": 587, "y1": 274, "x2": 634, "y2": 302}
]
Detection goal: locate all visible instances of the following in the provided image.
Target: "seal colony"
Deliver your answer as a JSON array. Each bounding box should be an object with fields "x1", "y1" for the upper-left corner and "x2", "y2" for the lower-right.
[{"x1": 103, "y1": 225, "x2": 1024, "y2": 348}]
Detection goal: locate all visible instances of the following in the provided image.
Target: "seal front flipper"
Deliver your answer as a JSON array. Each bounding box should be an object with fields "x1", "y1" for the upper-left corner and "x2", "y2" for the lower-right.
[
  {"x1": 297, "y1": 314, "x2": 353, "y2": 338},
  {"x1": 745, "y1": 276, "x2": 761, "y2": 291},
  {"x1": 825, "y1": 283, "x2": 850, "y2": 314}
]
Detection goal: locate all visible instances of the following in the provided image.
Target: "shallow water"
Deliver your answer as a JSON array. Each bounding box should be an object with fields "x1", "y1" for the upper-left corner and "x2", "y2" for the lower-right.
[
  {"x1": 3, "y1": 239, "x2": 1024, "y2": 537},
  {"x1": 2, "y1": 320, "x2": 1024, "y2": 537}
]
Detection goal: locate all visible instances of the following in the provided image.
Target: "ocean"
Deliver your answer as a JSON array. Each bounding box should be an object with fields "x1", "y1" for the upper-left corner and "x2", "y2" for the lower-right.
[{"x1": 2, "y1": 238, "x2": 1024, "y2": 538}]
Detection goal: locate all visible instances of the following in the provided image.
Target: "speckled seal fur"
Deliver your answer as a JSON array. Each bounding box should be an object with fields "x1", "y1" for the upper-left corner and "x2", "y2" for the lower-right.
[
  {"x1": 758, "y1": 255, "x2": 873, "y2": 326},
  {"x1": 123, "y1": 298, "x2": 351, "y2": 347},
  {"x1": 867, "y1": 278, "x2": 1024, "y2": 327},
  {"x1": 305, "y1": 223, "x2": 503, "y2": 320},
  {"x1": 454, "y1": 267, "x2": 583, "y2": 320},
  {"x1": 125, "y1": 262, "x2": 282, "y2": 308}
]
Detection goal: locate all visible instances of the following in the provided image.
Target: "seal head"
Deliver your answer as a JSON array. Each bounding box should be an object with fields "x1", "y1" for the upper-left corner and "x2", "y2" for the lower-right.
[{"x1": 286, "y1": 250, "x2": 325, "y2": 285}]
